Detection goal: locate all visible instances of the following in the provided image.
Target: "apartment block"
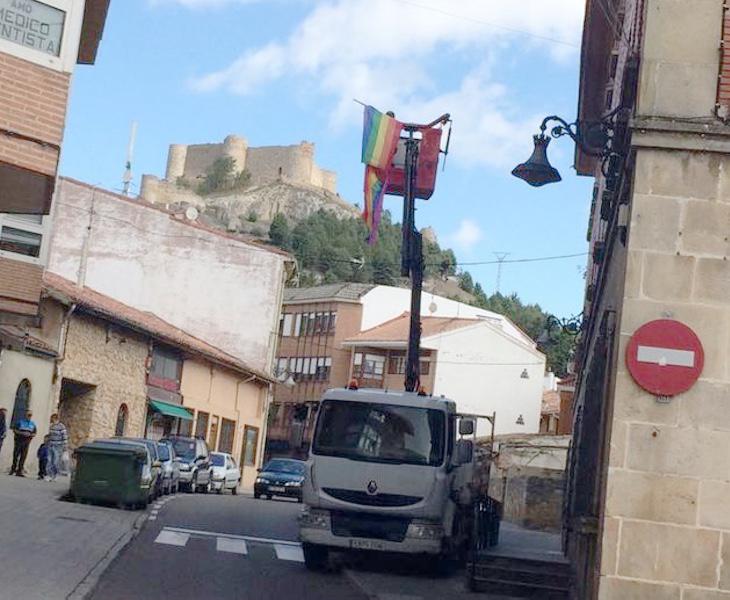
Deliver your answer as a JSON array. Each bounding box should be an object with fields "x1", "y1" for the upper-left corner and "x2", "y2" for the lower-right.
[{"x1": 0, "y1": 0, "x2": 109, "y2": 324}]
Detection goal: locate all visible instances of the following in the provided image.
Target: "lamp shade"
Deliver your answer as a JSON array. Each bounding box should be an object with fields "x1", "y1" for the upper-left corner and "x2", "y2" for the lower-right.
[{"x1": 512, "y1": 134, "x2": 561, "y2": 187}]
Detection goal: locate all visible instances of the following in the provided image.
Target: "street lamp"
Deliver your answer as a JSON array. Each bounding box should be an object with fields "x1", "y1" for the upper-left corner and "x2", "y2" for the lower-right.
[
  {"x1": 512, "y1": 109, "x2": 623, "y2": 187},
  {"x1": 537, "y1": 314, "x2": 584, "y2": 346}
]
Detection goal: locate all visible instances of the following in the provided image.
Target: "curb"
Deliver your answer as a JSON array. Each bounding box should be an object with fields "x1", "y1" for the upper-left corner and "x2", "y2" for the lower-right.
[{"x1": 66, "y1": 509, "x2": 149, "y2": 600}]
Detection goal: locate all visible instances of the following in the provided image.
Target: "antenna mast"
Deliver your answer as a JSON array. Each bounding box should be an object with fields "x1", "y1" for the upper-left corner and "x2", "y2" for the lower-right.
[
  {"x1": 494, "y1": 252, "x2": 510, "y2": 294},
  {"x1": 122, "y1": 121, "x2": 138, "y2": 196}
]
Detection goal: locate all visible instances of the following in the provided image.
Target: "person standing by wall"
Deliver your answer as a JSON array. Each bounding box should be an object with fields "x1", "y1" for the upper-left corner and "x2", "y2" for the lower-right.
[
  {"x1": 47, "y1": 413, "x2": 68, "y2": 481},
  {"x1": 0, "y1": 408, "x2": 6, "y2": 456},
  {"x1": 9, "y1": 410, "x2": 36, "y2": 477}
]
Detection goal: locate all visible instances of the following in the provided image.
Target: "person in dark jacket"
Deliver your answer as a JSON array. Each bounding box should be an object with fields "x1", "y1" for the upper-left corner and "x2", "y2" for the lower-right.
[
  {"x1": 0, "y1": 408, "x2": 6, "y2": 456},
  {"x1": 37, "y1": 435, "x2": 49, "y2": 480}
]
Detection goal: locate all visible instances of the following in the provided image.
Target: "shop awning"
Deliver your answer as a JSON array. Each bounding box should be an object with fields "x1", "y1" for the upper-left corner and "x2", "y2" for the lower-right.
[{"x1": 148, "y1": 399, "x2": 193, "y2": 420}]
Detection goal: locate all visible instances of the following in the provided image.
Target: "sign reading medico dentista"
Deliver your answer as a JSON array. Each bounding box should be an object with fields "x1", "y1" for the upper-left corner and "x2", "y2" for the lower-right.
[{"x1": 0, "y1": 0, "x2": 65, "y2": 57}]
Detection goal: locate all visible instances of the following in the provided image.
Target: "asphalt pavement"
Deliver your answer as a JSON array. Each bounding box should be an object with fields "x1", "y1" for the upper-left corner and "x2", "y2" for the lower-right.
[
  {"x1": 89, "y1": 492, "x2": 516, "y2": 600},
  {"x1": 89, "y1": 493, "x2": 365, "y2": 600}
]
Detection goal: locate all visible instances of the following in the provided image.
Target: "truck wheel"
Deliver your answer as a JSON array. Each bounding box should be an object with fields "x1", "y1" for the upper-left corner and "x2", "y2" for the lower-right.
[{"x1": 302, "y1": 543, "x2": 329, "y2": 571}]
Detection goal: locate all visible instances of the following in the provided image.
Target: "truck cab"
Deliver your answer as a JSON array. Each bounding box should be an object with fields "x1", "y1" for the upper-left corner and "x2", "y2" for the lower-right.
[{"x1": 299, "y1": 387, "x2": 476, "y2": 570}]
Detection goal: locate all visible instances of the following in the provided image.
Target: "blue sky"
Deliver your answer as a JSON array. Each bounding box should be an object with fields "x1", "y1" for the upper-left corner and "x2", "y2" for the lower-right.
[{"x1": 61, "y1": 0, "x2": 592, "y2": 318}]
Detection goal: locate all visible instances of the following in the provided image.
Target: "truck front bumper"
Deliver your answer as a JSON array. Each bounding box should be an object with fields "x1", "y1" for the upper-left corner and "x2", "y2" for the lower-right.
[{"x1": 299, "y1": 510, "x2": 443, "y2": 555}]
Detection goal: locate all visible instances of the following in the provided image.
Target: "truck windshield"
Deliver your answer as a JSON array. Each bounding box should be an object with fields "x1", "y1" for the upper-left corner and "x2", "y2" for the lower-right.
[{"x1": 312, "y1": 400, "x2": 445, "y2": 466}]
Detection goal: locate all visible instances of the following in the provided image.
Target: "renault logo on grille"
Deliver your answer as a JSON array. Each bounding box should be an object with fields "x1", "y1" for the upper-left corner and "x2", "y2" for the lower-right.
[{"x1": 366, "y1": 480, "x2": 378, "y2": 495}]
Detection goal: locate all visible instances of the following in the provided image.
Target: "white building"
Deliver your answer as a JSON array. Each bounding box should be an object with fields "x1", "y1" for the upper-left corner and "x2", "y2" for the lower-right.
[
  {"x1": 47, "y1": 177, "x2": 295, "y2": 372},
  {"x1": 343, "y1": 311, "x2": 546, "y2": 438}
]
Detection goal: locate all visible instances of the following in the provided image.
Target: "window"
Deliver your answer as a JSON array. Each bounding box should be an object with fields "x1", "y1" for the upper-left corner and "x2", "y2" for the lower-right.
[
  {"x1": 291, "y1": 311, "x2": 337, "y2": 337},
  {"x1": 0, "y1": 225, "x2": 41, "y2": 257},
  {"x1": 242, "y1": 426, "x2": 259, "y2": 466},
  {"x1": 388, "y1": 351, "x2": 430, "y2": 375},
  {"x1": 178, "y1": 418, "x2": 192, "y2": 436},
  {"x1": 115, "y1": 404, "x2": 128, "y2": 436},
  {"x1": 353, "y1": 353, "x2": 385, "y2": 380},
  {"x1": 208, "y1": 415, "x2": 219, "y2": 449},
  {"x1": 11, "y1": 379, "x2": 31, "y2": 428},
  {"x1": 219, "y1": 418, "x2": 235, "y2": 454},
  {"x1": 149, "y1": 347, "x2": 182, "y2": 391},
  {"x1": 281, "y1": 314, "x2": 294, "y2": 336},
  {"x1": 284, "y1": 356, "x2": 332, "y2": 382},
  {"x1": 195, "y1": 411, "x2": 209, "y2": 439}
]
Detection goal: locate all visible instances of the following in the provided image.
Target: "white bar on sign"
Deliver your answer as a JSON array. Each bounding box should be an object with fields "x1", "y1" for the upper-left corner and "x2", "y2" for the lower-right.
[
  {"x1": 637, "y1": 345, "x2": 695, "y2": 367},
  {"x1": 216, "y1": 537, "x2": 248, "y2": 555},
  {"x1": 274, "y1": 544, "x2": 304, "y2": 562}
]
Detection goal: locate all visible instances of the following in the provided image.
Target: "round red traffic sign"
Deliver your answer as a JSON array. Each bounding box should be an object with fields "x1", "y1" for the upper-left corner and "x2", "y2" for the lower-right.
[{"x1": 626, "y1": 319, "x2": 704, "y2": 396}]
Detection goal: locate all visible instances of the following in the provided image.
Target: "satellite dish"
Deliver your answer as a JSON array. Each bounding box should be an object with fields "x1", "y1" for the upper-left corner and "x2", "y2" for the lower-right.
[
  {"x1": 185, "y1": 206, "x2": 199, "y2": 221},
  {"x1": 428, "y1": 301, "x2": 438, "y2": 314}
]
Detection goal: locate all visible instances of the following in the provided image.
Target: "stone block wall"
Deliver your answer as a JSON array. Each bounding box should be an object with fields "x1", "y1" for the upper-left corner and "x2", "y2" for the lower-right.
[
  {"x1": 598, "y1": 146, "x2": 730, "y2": 598},
  {"x1": 60, "y1": 312, "x2": 148, "y2": 448}
]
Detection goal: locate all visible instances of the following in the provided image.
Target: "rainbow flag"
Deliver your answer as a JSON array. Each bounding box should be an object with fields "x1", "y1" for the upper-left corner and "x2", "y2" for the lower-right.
[
  {"x1": 362, "y1": 165, "x2": 388, "y2": 244},
  {"x1": 361, "y1": 106, "x2": 402, "y2": 170}
]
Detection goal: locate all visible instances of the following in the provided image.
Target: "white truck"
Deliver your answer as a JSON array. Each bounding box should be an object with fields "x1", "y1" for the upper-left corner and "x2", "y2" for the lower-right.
[{"x1": 299, "y1": 386, "x2": 482, "y2": 571}]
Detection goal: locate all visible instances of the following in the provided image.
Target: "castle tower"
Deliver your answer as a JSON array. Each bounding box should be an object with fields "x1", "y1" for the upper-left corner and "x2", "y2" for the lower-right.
[
  {"x1": 223, "y1": 135, "x2": 248, "y2": 173},
  {"x1": 166, "y1": 144, "x2": 188, "y2": 181}
]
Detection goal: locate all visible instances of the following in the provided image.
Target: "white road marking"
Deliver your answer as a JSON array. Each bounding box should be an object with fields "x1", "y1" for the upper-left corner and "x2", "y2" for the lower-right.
[
  {"x1": 148, "y1": 516, "x2": 157, "y2": 521},
  {"x1": 154, "y1": 530, "x2": 189, "y2": 546},
  {"x1": 216, "y1": 537, "x2": 248, "y2": 555},
  {"x1": 274, "y1": 544, "x2": 304, "y2": 562},
  {"x1": 164, "y1": 526, "x2": 301, "y2": 547},
  {"x1": 637, "y1": 345, "x2": 695, "y2": 367}
]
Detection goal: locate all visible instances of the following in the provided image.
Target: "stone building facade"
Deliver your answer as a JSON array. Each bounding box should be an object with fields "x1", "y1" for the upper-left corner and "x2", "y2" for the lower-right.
[
  {"x1": 42, "y1": 272, "x2": 274, "y2": 486},
  {"x1": 59, "y1": 309, "x2": 148, "y2": 448},
  {"x1": 559, "y1": 1, "x2": 730, "y2": 598}
]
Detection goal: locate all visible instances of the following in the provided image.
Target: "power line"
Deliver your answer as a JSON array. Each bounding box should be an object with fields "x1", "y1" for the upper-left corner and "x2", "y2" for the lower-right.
[{"x1": 392, "y1": 0, "x2": 580, "y2": 48}]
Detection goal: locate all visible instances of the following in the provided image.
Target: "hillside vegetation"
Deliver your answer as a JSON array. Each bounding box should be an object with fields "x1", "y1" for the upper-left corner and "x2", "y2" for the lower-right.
[{"x1": 268, "y1": 209, "x2": 575, "y2": 376}]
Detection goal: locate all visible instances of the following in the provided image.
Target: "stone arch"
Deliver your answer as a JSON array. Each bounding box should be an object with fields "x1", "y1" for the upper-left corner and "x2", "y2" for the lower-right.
[{"x1": 115, "y1": 403, "x2": 128, "y2": 437}]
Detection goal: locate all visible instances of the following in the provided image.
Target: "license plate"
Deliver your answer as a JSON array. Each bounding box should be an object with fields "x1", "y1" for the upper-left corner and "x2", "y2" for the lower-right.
[
  {"x1": 269, "y1": 486, "x2": 286, "y2": 493},
  {"x1": 349, "y1": 539, "x2": 385, "y2": 550}
]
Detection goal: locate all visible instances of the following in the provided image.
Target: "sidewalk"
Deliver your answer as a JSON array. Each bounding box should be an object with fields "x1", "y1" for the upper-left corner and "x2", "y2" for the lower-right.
[{"x1": 0, "y1": 474, "x2": 144, "y2": 600}]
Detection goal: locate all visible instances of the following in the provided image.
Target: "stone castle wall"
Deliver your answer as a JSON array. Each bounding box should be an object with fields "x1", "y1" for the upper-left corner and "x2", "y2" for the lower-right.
[{"x1": 159, "y1": 135, "x2": 336, "y2": 194}]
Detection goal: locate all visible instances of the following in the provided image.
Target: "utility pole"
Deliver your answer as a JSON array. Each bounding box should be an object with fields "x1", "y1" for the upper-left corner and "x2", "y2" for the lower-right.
[{"x1": 493, "y1": 252, "x2": 510, "y2": 295}]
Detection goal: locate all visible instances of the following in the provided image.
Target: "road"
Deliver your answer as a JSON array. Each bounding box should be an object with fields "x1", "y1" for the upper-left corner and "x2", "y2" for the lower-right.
[{"x1": 89, "y1": 492, "x2": 489, "y2": 600}]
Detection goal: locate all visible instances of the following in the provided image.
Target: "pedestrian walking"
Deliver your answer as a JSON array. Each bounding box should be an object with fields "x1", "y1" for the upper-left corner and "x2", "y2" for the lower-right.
[
  {"x1": 0, "y1": 408, "x2": 6, "y2": 456},
  {"x1": 9, "y1": 410, "x2": 36, "y2": 477},
  {"x1": 37, "y1": 435, "x2": 49, "y2": 480},
  {"x1": 47, "y1": 413, "x2": 68, "y2": 480}
]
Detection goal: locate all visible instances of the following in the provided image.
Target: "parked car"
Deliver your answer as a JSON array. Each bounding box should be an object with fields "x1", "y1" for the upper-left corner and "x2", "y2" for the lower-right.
[
  {"x1": 157, "y1": 441, "x2": 180, "y2": 495},
  {"x1": 95, "y1": 438, "x2": 158, "y2": 506},
  {"x1": 116, "y1": 437, "x2": 164, "y2": 499},
  {"x1": 161, "y1": 435, "x2": 212, "y2": 493},
  {"x1": 210, "y1": 452, "x2": 240, "y2": 495},
  {"x1": 254, "y1": 458, "x2": 305, "y2": 502}
]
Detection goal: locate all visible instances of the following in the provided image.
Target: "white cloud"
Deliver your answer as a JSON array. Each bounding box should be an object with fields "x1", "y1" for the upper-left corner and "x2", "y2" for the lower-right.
[
  {"x1": 189, "y1": 0, "x2": 585, "y2": 167},
  {"x1": 447, "y1": 219, "x2": 483, "y2": 251}
]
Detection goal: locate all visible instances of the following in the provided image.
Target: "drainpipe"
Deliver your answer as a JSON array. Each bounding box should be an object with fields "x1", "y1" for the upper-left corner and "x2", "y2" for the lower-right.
[{"x1": 53, "y1": 302, "x2": 77, "y2": 413}]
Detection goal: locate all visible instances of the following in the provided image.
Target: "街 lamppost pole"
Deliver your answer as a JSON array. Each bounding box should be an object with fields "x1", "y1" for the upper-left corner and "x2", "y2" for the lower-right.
[
  {"x1": 401, "y1": 125, "x2": 423, "y2": 393},
  {"x1": 398, "y1": 115, "x2": 450, "y2": 393}
]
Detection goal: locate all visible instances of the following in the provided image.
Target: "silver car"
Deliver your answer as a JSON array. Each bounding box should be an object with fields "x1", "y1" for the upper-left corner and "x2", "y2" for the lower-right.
[{"x1": 157, "y1": 441, "x2": 180, "y2": 495}]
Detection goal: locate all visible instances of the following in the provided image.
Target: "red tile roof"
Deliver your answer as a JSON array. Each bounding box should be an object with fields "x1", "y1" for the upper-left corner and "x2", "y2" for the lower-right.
[
  {"x1": 43, "y1": 272, "x2": 274, "y2": 384},
  {"x1": 345, "y1": 312, "x2": 480, "y2": 344}
]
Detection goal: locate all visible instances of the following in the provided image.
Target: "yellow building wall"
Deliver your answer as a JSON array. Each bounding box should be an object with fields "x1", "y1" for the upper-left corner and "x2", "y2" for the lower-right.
[{"x1": 180, "y1": 358, "x2": 268, "y2": 489}]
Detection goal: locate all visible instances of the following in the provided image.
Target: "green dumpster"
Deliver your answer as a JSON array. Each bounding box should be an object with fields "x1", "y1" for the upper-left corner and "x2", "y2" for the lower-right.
[{"x1": 71, "y1": 440, "x2": 152, "y2": 509}]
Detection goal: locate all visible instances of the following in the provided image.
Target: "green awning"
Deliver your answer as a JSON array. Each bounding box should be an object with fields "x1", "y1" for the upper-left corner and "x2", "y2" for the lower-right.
[{"x1": 148, "y1": 399, "x2": 193, "y2": 420}]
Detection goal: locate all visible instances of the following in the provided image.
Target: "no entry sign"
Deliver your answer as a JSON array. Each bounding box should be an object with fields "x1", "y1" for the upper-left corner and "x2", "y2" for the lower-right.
[{"x1": 626, "y1": 319, "x2": 704, "y2": 396}]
